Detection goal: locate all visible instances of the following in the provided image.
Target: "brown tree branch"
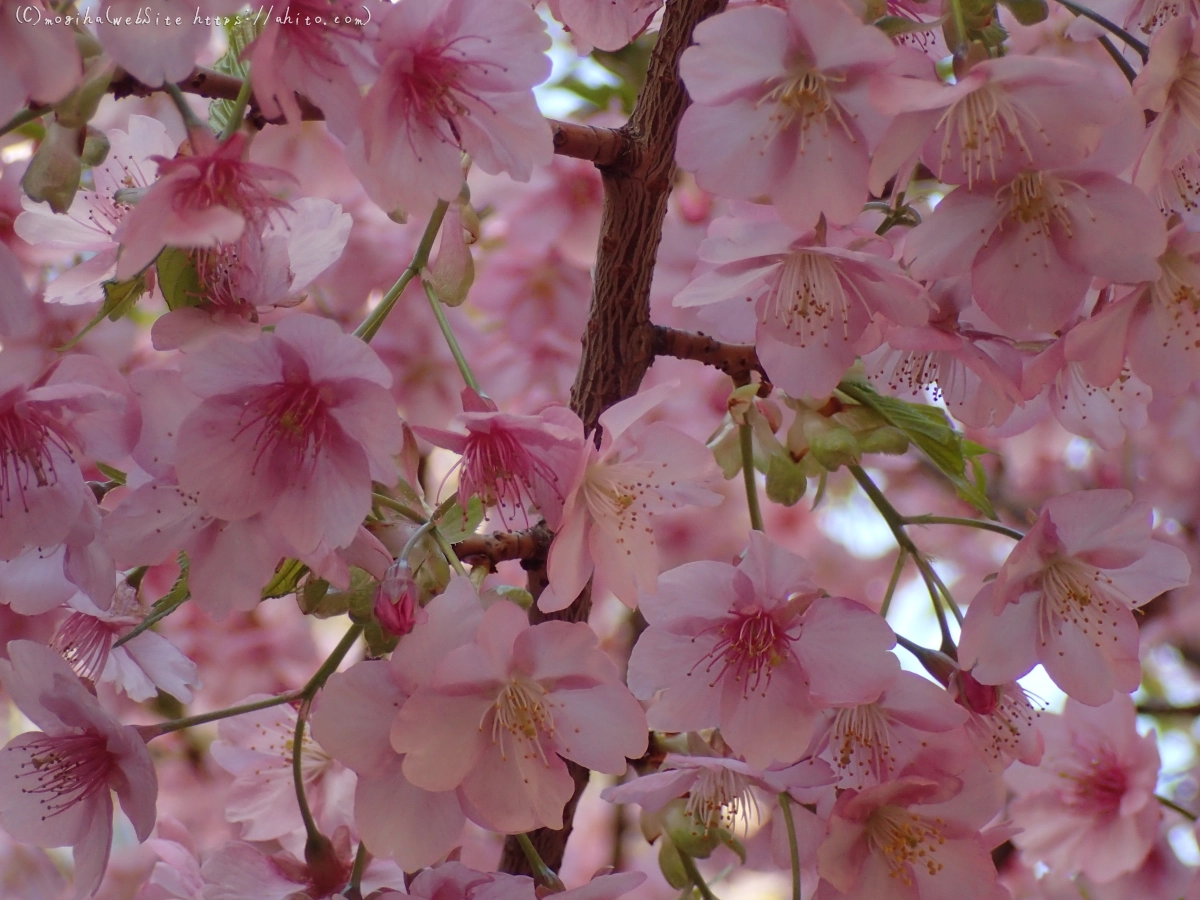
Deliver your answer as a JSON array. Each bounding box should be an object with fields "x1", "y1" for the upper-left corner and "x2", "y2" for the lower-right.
[
  {"x1": 105, "y1": 67, "x2": 632, "y2": 163},
  {"x1": 452, "y1": 524, "x2": 553, "y2": 570},
  {"x1": 652, "y1": 325, "x2": 766, "y2": 388},
  {"x1": 500, "y1": 0, "x2": 729, "y2": 878}
]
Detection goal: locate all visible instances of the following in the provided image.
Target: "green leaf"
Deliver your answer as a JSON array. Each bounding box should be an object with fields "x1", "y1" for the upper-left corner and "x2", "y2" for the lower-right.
[
  {"x1": 156, "y1": 247, "x2": 204, "y2": 311},
  {"x1": 95, "y1": 462, "x2": 128, "y2": 485},
  {"x1": 434, "y1": 496, "x2": 485, "y2": 544},
  {"x1": 113, "y1": 555, "x2": 189, "y2": 649},
  {"x1": 59, "y1": 273, "x2": 147, "y2": 350},
  {"x1": 262, "y1": 559, "x2": 308, "y2": 599},
  {"x1": 838, "y1": 380, "x2": 996, "y2": 518},
  {"x1": 208, "y1": 16, "x2": 263, "y2": 132}
]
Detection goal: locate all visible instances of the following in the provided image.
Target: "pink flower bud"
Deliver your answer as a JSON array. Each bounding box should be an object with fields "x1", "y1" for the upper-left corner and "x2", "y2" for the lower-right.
[{"x1": 374, "y1": 562, "x2": 426, "y2": 637}]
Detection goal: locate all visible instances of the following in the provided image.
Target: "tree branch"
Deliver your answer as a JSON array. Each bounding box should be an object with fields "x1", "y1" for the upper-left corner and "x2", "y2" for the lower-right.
[
  {"x1": 452, "y1": 524, "x2": 553, "y2": 569},
  {"x1": 501, "y1": 0, "x2": 728, "y2": 878},
  {"x1": 105, "y1": 67, "x2": 631, "y2": 163},
  {"x1": 652, "y1": 325, "x2": 766, "y2": 387}
]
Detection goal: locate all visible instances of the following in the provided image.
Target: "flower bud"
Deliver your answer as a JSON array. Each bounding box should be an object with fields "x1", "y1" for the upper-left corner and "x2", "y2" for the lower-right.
[
  {"x1": 22, "y1": 120, "x2": 83, "y2": 214},
  {"x1": 374, "y1": 561, "x2": 426, "y2": 637},
  {"x1": 425, "y1": 200, "x2": 477, "y2": 306}
]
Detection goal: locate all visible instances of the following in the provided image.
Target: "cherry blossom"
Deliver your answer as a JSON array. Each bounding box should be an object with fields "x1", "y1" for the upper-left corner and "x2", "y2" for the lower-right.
[
  {"x1": 1007, "y1": 694, "x2": 1162, "y2": 883},
  {"x1": 544, "y1": 382, "x2": 722, "y2": 610},
  {"x1": 393, "y1": 599, "x2": 648, "y2": 833},
  {"x1": 0, "y1": 641, "x2": 157, "y2": 897},
  {"x1": 114, "y1": 132, "x2": 294, "y2": 281},
  {"x1": 0, "y1": 1, "x2": 80, "y2": 124},
  {"x1": 674, "y1": 209, "x2": 929, "y2": 398},
  {"x1": 310, "y1": 576, "x2": 483, "y2": 870},
  {"x1": 14, "y1": 115, "x2": 175, "y2": 306},
  {"x1": 415, "y1": 388, "x2": 582, "y2": 529},
  {"x1": 627, "y1": 531, "x2": 898, "y2": 767},
  {"x1": 51, "y1": 581, "x2": 201, "y2": 703},
  {"x1": 174, "y1": 313, "x2": 403, "y2": 557},
  {"x1": 815, "y1": 764, "x2": 1008, "y2": 900},
  {"x1": 959, "y1": 489, "x2": 1191, "y2": 705},
  {"x1": 348, "y1": 0, "x2": 553, "y2": 219},
  {"x1": 676, "y1": 0, "x2": 894, "y2": 229},
  {"x1": 546, "y1": 0, "x2": 661, "y2": 51}
]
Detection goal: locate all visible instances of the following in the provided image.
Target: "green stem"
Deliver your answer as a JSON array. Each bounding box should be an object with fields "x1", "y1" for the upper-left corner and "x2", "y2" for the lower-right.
[
  {"x1": 1053, "y1": 0, "x2": 1149, "y2": 61},
  {"x1": 219, "y1": 72, "x2": 254, "y2": 141},
  {"x1": 423, "y1": 279, "x2": 481, "y2": 393},
  {"x1": 164, "y1": 83, "x2": 208, "y2": 136},
  {"x1": 849, "y1": 465, "x2": 960, "y2": 639},
  {"x1": 301, "y1": 623, "x2": 363, "y2": 700},
  {"x1": 676, "y1": 848, "x2": 722, "y2": 900},
  {"x1": 432, "y1": 528, "x2": 468, "y2": 576},
  {"x1": 778, "y1": 794, "x2": 802, "y2": 900},
  {"x1": 146, "y1": 690, "x2": 303, "y2": 737},
  {"x1": 902, "y1": 515, "x2": 1024, "y2": 541},
  {"x1": 923, "y1": 561, "x2": 965, "y2": 626},
  {"x1": 739, "y1": 423, "x2": 764, "y2": 532},
  {"x1": 345, "y1": 842, "x2": 370, "y2": 900},
  {"x1": 0, "y1": 105, "x2": 47, "y2": 140},
  {"x1": 354, "y1": 201, "x2": 449, "y2": 342},
  {"x1": 372, "y1": 492, "x2": 428, "y2": 525},
  {"x1": 293, "y1": 695, "x2": 321, "y2": 845},
  {"x1": 947, "y1": 0, "x2": 969, "y2": 53},
  {"x1": 1157, "y1": 794, "x2": 1197, "y2": 821},
  {"x1": 515, "y1": 833, "x2": 565, "y2": 891},
  {"x1": 881, "y1": 550, "x2": 907, "y2": 619}
]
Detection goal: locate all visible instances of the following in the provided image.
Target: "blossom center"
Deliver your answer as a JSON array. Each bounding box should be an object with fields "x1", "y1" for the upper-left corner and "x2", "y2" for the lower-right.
[
  {"x1": 999, "y1": 172, "x2": 1072, "y2": 234},
  {"x1": 1170, "y1": 53, "x2": 1200, "y2": 125},
  {"x1": 762, "y1": 68, "x2": 852, "y2": 150},
  {"x1": 762, "y1": 251, "x2": 860, "y2": 347},
  {"x1": 694, "y1": 609, "x2": 796, "y2": 696},
  {"x1": 1060, "y1": 745, "x2": 1128, "y2": 817},
  {"x1": 865, "y1": 806, "x2": 947, "y2": 884},
  {"x1": 239, "y1": 380, "x2": 331, "y2": 472},
  {"x1": 459, "y1": 427, "x2": 560, "y2": 527},
  {"x1": 684, "y1": 766, "x2": 757, "y2": 830},
  {"x1": 936, "y1": 84, "x2": 1041, "y2": 186},
  {"x1": 0, "y1": 407, "x2": 73, "y2": 517},
  {"x1": 10, "y1": 733, "x2": 114, "y2": 819},
  {"x1": 830, "y1": 703, "x2": 895, "y2": 782},
  {"x1": 53, "y1": 613, "x2": 118, "y2": 683},
  {"x1": 489, "y1": 678, "x2": 556, "y2": 764},
  {"x1": 1038, "y1": 556, "x2": 1125, "y2": 649}
]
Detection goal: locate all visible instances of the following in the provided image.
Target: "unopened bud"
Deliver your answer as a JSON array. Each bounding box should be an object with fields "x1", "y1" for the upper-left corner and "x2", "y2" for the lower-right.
[
  {"x1": 22, "y1": 120, "x2": 83, "y2": 214},
  {"x1": 425, "y1": 200, "x2": 476, "y2": 306},
  {"x1": 374, "y1": 561, "x2": 426, "y2": 637}
]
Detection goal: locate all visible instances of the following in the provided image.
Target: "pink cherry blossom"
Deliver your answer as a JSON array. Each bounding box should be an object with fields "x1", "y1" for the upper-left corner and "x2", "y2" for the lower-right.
[
  {"x1": 948, "y1": 669, "x2": 1043, "y2": 772},
  {"x1": 544, "y1": 382, "x2": 722, "y2": 610},
  {"x1": 815, "y1": 766, "x2": 1008, "y2": 900},
  {"x1": 15, "y1": 115, "x2": 175, "y2": 306},
  {"x1": 869, "y1": 54, "x2": 1131, "y2": 193},
  {"x1": 1133, "y1": 16, "x2": 1200, "y2": 195},
  {"x1": 347, "y1": 0, "x2": 553, "y2": 219},
  {"x1": 1021, "y1": 334, "x2": 1152, "y2": 451},
  {"x1": 904, "y1": 160, "x2": 1167, "y2": 335},
  {"x1": 415, "y1": 388, "x2": 582, "y2": 529},
  {"x1": 0, "y1": 352, "x2": 138, "y2": 565},
  {"x1": 674, "y1": 210, "x2": 929, "y2": 398},
  {"x1": 627, "y1": 531, "x2": 899, "y2": 767},
  {"x1": 199, "y1": 836, "x2": 353, "y2": 900},
  {"x1": 675, "y1": 0, "x2": 894, "y2": 229},
  {"x1": 95, "y1": 0, "x2": 240, "y2": 86},
  {"x1": 378, "y1": 861, "x2": 535, "y2": 900},
  {"x1": 959, "y1": 489, "x2": 1191, "y2": 705},
  {"x1": 114, "y1": 132, "x2": 295, "y2": 281},
  {"x1": 243, "y1": 0, "x2": 382, "y2": 140},
  {"x1": 393, "y1": 599, "x2": 648, "y2": 834},
  {"x1": 601, "y1": 736, "x2": 833, "y2": 830},
  {"x1": 1007, "y1": 694, "x2": 1162, "y2": 884},
  {"x1": 209, "y1": 699, "x2": 355, "y2": 854},
  {"x1": 1066, "y1": 224, "x2": 1200, "y2": 395},
  {"x1": 0, "y1": 641, "x2": 157, "y2": 898},
  {"x1": 174, "y1": 313, "x2": 403, "y2": 556},
  {"x1": 51, "y1": 581, "x2": 201, "y2": 703},
  {"x1": 545, "y1": 0, "x2": 661, "y2": 51},
  {"x1": 808, "y1": 670, "x2": 968, "y2": 790},
  {"x1": 0, "y1": 0, "x2": 80, "y2": 124},
  {"x1": 310, "y1": 576, "x2": 483, "y2": 870}
]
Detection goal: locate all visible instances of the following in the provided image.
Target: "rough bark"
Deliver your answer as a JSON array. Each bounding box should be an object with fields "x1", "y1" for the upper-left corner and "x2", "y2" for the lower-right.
[{"x1": 499, "y1": 0, "x2": 728, "y2": 878}]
